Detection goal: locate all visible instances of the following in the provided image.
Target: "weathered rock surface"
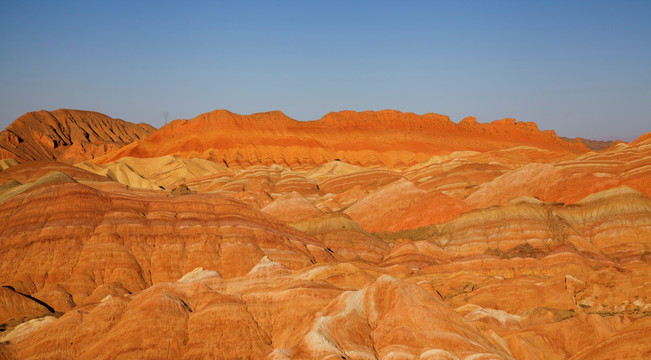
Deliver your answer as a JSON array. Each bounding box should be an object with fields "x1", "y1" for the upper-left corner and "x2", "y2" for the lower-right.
[
  {"x1": 466, "y1": 133, "x2": 651, "y2": 207},
  {"x1": 0, "y1": 162, "x2": 332, "y2": 316},
  {"x1": 0, "y1": 109, "x2": 649, "y2": 359},
  {"x1": 568, "y1": 316, "x2": 651, "y2": 360},
  {"x1": 0, "y1": 109, "x2": 155, "y2": 162},
  {"x1": 0, "y1": 287, "x2": 53, "y2": 324},
  {"x1": 77, "y1": 155, "x2": 230, "y2": 190},
  {"x1": 560, "y1": 136, "x2": 616, "y2": 151},
  {"x1": 344, "y1": 179, "x2": 473, "y2": 232},
  {"x1": 292, "y1": 213, "x2": 389, "y2": 263},
  {"x1": 273, "y1": 275, "x2": 513, "y2": 359},
  {"x1": 261, "y1": 191, "x2": 323, "y2": 223},
  {"x1": 97, "y1": 109, "x2": 589, "y2": 168}
]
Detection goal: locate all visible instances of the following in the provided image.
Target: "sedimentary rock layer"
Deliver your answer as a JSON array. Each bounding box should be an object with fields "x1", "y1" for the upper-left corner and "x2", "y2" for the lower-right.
[
  {"x1": 0, "y1": 162, "x2": 332, "y2": 315},
  {"x1": 98, "y1": 109, "x2": 589, "y2": 168},
  {"x1": 0, "y1": 108, "x2": 649, "y2": 359},
  {"x1": 0, "y1": 109, "x2": 155, "y2": 162}
]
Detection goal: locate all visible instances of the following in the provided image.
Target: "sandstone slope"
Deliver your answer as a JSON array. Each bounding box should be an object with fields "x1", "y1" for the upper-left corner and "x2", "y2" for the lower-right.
[
  {"x1": 0, "y1": 109, "x2": 155, "y2": 162},
  {"x1": 97, "y1": 109, "x2": 589, "y2": 169},
  {"x1": 0, "y1": 162, "x2": 333, "y2": 315},
  {"x1": 1, "y1": 159, "x2": 649, "y2": 359},
  {"x1": 1, "y1": 108, "x2": 650, "y2": 360},
  {"x1": 465, "y1": 132, "x2": 651, "y2": 207}
]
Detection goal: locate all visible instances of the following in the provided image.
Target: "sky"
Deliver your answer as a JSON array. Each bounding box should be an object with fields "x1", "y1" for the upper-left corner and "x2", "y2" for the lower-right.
[{"x1": 1, "y1": 1, "x2": 650, "y2": 140}]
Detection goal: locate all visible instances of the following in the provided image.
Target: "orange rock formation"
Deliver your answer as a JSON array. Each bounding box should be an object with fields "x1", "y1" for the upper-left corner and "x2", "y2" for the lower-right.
[
  {"x1": 0, "y1": 109, "x2": 155, "y2": 162},
  {"x1": 97, "y1": 109, "x2": 589, "y2": 168},
  {"x1": 1, "y1": 108, "x2": 649, "y2": 359}
]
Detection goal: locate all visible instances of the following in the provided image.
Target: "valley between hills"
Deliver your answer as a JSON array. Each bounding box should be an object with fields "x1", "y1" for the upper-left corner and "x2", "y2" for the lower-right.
[{"x1": 0, "y1": 109, "x2": 650, "y2": 359}]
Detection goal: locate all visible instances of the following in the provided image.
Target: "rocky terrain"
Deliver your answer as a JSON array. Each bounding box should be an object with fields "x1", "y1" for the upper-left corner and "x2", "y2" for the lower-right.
[
  {"x1": 0, "y1": 109, "x2": 649, "y2": 359},
  {"x1": 0, "y1": 110, "x2": 155, "y2": 163}
]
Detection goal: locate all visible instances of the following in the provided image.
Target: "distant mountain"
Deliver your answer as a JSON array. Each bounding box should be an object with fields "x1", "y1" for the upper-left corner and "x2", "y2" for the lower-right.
[
  {"x1": 98, "y1": 109, "x2": 590, "y2": 168},
  {"x1": 0, "y1": 109, "x2": 155, "y2": 162},
  {"x1": 560, "y1": 136, "x2": 617, "y2": 151}
]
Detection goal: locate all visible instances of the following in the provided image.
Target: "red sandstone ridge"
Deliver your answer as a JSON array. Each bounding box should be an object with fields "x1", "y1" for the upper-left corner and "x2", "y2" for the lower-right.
[
  {"x1": 1, "y1": 107, "x2": 649, "y2": 359},
  {"x1": 0, "y1": 109, "x2": 155, "y2": 162},
  {"x1": 97, "y1": 109, "x2": 589, "y2": 168},
  {"x1": 464, "y1": 131, "x2": 651, "y2": 207}
]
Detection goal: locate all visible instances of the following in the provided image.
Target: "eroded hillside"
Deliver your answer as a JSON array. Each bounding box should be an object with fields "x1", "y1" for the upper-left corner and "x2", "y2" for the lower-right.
[{"x1": 1, "y1": 109, "x2": 649, "y2": 359}]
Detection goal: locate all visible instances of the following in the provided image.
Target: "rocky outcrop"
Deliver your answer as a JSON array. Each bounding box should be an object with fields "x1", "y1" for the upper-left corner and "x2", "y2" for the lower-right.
[
  {"x1": 292, "y1": 213, "x2": 389, "y2": 263},
  {"x1": 465, "y1": 134, "x2": 651, "y2": 207},
  {"x1": 0, "y1": 109, "x2": 155, "y2": 162},
  {"x1": 1, "y1": 108, "x2": 649, "y2": 359},
  {"x1": 560, "y1": 136, "x2": 616, "y2": 151},
  {"x1": 77, "y1": 155, "x2": 231, "y2": 190},
  {"x1": 344, "y1": 178, "x2": 473, "y2": 232},
  {"x1": 261, "y1": 191, "x2": 323, "y2": 223},
  {"x1": 274, "y1": 275, "x2": 513, "y2": 359},
  {"x1": 568, "y1": 316, "x2": 651, "y2": 360},
  {"x1": 0, "y1": 162, "x2": 333, "y2": 317},
  {"x1": 97, "y1": 109, "x2": 589, "y2": 168}
]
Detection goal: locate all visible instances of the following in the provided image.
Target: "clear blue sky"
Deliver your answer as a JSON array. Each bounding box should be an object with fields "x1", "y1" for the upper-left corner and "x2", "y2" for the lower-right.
[{"x1": 1, "y1": 1, "x2": 649, "y2": 139}]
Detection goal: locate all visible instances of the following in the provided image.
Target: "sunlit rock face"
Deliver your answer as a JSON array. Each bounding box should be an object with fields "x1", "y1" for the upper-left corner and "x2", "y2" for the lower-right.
[
  {"x1": 95, "y1": 109, "x2": 589, "y2": 168},
  {"x1": 1, "y1": 109, "x2": 650, "y2": 359},
  {"x1": 0, "y1": 109, "x2": 155, "y2": 162},
  {"x1": 0, "y1": 162, "x2": 332, "y2": 315}
]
